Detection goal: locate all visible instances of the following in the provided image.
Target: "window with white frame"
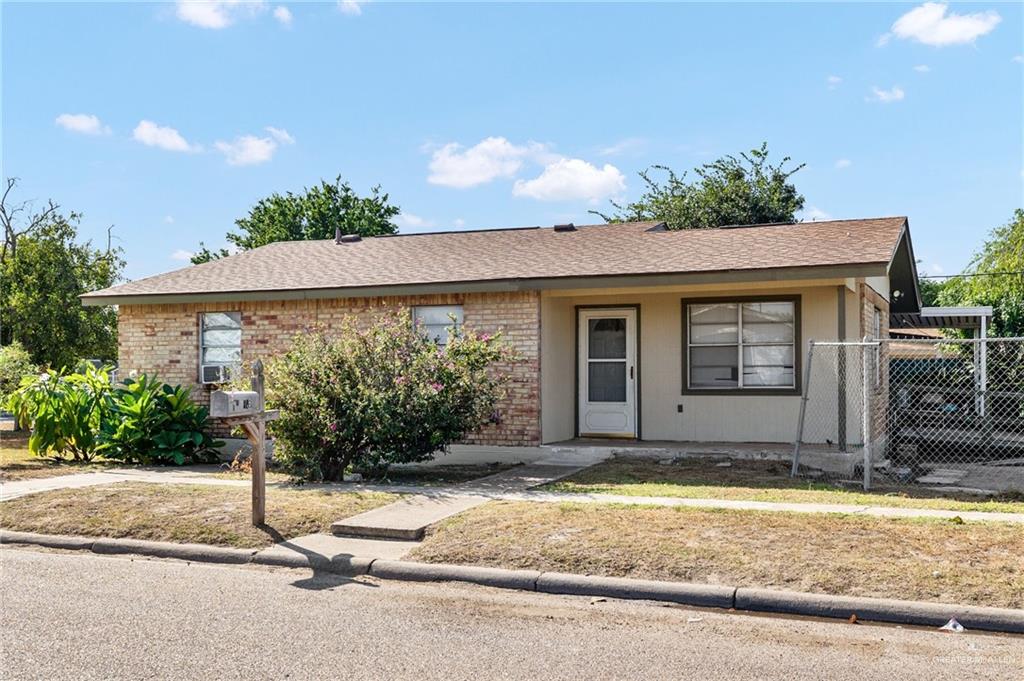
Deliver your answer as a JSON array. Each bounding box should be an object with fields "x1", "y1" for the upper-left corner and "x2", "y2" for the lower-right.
[
  {"x1": 412, "y1": 305, "x2": 464, "y2": 348},
  {"x1": 199, "y1": 312, "x2": 242, "y2": 384},
  {"x1": 685, "y1": 300, "x2": 797, "y2": 391}
]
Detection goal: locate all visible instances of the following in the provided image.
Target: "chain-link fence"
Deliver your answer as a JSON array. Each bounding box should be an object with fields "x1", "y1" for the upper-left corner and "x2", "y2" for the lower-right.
[{"x1": 792, "y1": 337, "x2": 1024, "y2": 493}]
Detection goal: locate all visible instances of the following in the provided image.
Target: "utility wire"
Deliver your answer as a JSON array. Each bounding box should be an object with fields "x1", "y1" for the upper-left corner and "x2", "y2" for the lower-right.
[{"x1": 920, "y1": 271, "x2": 1024, "y2": 280}]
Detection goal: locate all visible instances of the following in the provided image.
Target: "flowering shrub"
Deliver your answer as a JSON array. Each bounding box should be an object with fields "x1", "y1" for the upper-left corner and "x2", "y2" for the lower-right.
[{"x1": 266, "y1": 309, "x2": 513, "y2": 481}]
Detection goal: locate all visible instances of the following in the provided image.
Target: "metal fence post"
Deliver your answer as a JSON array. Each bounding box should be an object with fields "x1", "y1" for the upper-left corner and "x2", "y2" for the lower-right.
[
  {"x1": 862, "y1": 337, "x2": 872, "y2": 491},
  {"x1": 791, "y1": 340, "x2": 815, "y2": 477}
]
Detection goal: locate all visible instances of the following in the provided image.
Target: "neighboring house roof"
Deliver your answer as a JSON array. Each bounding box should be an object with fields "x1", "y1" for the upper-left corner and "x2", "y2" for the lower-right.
[{"x1": 82, "y1": 216, "x2": 918, "y2": 308}]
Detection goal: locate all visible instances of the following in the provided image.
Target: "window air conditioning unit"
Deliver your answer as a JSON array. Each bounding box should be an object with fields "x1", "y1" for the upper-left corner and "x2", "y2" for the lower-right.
[{"x1": 201, "y1": 364, "x2": 232, "y2": 384}]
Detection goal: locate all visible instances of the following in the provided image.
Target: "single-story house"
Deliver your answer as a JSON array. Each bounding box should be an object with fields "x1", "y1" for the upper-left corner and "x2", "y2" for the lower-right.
[{"x1": 81, "y1": 217, "x2": 921, "y2": 457}]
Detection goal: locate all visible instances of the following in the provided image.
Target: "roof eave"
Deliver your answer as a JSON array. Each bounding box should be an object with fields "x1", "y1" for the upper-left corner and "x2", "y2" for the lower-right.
[{"x1": 81, "y1": 262, "x2": 890, "y2": 307}]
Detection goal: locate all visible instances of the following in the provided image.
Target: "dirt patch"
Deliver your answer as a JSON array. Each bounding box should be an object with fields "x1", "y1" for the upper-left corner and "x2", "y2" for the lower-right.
[
  {"x1": 368, "y1": 462, "x2": 520, "y2": 486},
  {"x1": 545, "y1": 457, "x2": 1024, "y2": 514},
  {"x1": 410, "y1": 500, "x2": 1024, "y2": 608},
  {"x1": 0, "y1": 482, "x2": 399, "y2": 548}
]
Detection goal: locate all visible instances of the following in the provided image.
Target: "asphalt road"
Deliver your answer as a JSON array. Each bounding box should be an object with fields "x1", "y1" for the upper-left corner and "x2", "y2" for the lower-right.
[{"x1": 1, "y1": 548, "x2": 1021, "y2": 680}]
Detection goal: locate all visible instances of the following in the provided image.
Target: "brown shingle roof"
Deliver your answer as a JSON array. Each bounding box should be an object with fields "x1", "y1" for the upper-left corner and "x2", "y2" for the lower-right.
[{"x1": 82, "y1": 217, "x2": 908, "y2": 302}]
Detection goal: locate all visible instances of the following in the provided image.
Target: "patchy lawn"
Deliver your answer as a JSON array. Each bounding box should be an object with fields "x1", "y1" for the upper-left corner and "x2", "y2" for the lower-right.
[
  {"x1": 371, "y1": 463, "x2": 520, "y2": 486},
  {"x1": 0, "y1": 436, "x2": 119, "y2": 481},
  {"x1": 410, "y1": 501, "x2": 1024, "y2": 608},
  {"x1": 0, "y1": 482, "x2": 399, "y2": 549},
  {"x1": 544, "y1": 457, "x2": 1024, "y2": 514}
]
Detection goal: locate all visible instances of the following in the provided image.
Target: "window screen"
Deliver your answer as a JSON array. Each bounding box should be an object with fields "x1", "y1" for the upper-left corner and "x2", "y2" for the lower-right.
[{"x1": 412, "y1": 305, "x2": 464, "y2": 347}]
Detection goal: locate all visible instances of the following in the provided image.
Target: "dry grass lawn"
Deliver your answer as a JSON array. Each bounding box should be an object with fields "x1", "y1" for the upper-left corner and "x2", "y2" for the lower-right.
[
  {"x1": 545, "y1": 458, "x2": 1024, "y2": 514},
  {"x1": 0, "y1": 435, "x2": 119, "y2": 481},
  {"x1": 0, "y1": 482, "x2": 399, "y2": 548},
  {"x1": 411, "y1": 501, "x2": 1024, "y2": 608}
]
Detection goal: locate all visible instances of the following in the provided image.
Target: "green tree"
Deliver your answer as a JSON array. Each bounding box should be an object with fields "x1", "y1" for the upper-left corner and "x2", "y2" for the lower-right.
[
  {"x1": 191, "y1": 176, "x2": 400, "y2": 264},
  {"x1": 592, "y1": 143, "x2": 805, "y2": 229},
  {"x1": 938, "y1": 209, "x2": 1024, "y2": 337},
  {"x1": 0, "y1": 206, "x2": 123, "y2": 369}
]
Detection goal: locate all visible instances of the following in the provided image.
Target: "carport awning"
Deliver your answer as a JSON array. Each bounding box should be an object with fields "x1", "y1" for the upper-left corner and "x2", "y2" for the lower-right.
[{"x1": 890, "y1": 306, "x2": 993, "y2": 330}]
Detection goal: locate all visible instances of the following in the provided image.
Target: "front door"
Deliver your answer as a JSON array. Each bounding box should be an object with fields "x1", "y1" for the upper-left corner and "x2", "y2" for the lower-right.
[{"x1": 578, "y1": 308, "x2": 637, "y2": 438}]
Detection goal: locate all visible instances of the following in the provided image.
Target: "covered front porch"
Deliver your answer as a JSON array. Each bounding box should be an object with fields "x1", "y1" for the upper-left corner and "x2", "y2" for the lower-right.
[{"x1": 537, "y1": 278, "x2": 870, "y2": 446}]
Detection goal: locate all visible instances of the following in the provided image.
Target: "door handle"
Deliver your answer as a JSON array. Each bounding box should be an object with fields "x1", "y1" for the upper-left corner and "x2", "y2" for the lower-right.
[{"x1": 630, "y1": 366, "x2": 634, "y2": 380}]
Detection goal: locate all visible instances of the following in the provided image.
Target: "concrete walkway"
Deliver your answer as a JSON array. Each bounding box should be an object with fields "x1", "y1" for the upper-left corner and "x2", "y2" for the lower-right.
[{"x1": 330, "y1": 462, "x2": 592, "y2": 540}]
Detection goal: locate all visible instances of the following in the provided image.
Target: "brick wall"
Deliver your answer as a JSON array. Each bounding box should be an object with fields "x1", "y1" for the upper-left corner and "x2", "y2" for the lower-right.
[{"x1": 117, "y1": 291, "x2": 542, "y2": 446}]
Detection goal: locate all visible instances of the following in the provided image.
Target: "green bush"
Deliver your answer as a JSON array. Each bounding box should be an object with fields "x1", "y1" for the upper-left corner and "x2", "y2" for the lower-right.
[
  {"x1": 0, "y1": 342, "x2": 38, "y2": 408},
  {"x1": 6, "y1": 366, "x2": 222, "y2": 465},
  {"x1": 266, "y1": 309, "x2": 513, "y2": 481},
  {"x1": 100, "y1": 375, "x2": 223, "y2": 465},
  {"x1": 5, "y1": 363, "x2": 112, "y2": 461}
]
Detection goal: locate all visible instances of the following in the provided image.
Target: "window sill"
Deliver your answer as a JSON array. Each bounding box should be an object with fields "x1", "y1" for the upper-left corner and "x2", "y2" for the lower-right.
[{"x1": 681, "y1": 388, "x2": 801, "y2": 397}]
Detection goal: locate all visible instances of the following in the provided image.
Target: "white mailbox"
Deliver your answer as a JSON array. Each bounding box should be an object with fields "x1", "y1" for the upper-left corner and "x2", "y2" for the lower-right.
[{"x1": 210, "y1": 390, "x2": 261, "y2": 418}]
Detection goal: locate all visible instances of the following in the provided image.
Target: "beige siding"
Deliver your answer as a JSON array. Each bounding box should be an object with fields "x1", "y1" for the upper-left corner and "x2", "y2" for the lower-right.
[{"x1": 539, "y1": 280, "x2": 868, "y2": 444}]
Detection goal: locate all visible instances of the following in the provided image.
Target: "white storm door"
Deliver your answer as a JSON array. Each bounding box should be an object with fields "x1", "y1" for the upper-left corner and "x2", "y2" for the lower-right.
[{"x1": 578, "y1": 309, "x2": 637, "y2": 438}]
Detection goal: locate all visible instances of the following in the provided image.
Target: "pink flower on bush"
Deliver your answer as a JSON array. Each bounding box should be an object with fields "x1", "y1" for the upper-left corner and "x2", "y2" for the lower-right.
[
  {"x1": 395, "y1": 375, "x2": 406, "y2": 386},
  {"x1": 329, "y1": 422, "x2": 338, "y2": 432},
  {"x1": 430, "y1": 382, "x2": 444, "y2": 392},
  {"x1": 480, "y1": 333, "x2": 492, "y2": 342}
]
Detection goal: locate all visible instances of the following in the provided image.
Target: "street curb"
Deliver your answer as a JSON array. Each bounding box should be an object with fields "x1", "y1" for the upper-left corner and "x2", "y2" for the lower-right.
[
  {"x1": 536, "y1": 571, "x2": 736, "y2": 609},
  {"x1": 91, "y1": 537, "x2": 257, "y2": 564},
  {"x1": 734, "y1": 587, "x2": 1024, "y2": 634},
  {"x1": 3, "y1": 531, "x2": 1023, "y2": 634},
  {"x1": 369, "y1": 559, "x2": 542, "y2": 591}
]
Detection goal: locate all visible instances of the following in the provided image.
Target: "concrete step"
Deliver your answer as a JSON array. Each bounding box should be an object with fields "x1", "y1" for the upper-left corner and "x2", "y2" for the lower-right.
[{"x1": 331, "y1": 494, "x2": 488, "y2": 540}]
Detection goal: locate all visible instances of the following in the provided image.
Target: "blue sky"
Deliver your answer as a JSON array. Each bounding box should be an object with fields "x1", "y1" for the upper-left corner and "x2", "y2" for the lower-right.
[{"x1": 3, "y1": 1, "x2": 1022, "y2": 281}]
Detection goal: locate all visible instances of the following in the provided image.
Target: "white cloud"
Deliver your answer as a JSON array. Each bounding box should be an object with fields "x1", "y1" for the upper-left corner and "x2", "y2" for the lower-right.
[
  {"x1": 453, "y1": 218, "x2": 466, "y2": 229},
  {"x1": 337, "y1": 0, "x2": 364, "y2": 15},
  {"x1": 171, "y1": 249, "x2": 194, "y2": 262},
  {"x1": 881, "y1": 3, "x2": 1001, "y2": 47},
  {"x1": 132, "y1": 120, "x2": 201, "y2": 152},
  {"x1": 835, "y1": 158, "x2": 852, "y2": 170},
  {"x1": 55, "y1": 113, "x2": 111, "y2": 136},
  {"x1": 265, "y1": 126, "x2": 295, "y2": 144},
  {"x1": 427, "y1": 137, "x2": 546, "y2": 188},
  {"x1": 164, "y1": 215, "x2": 175, "y2": 224},
  {"x1": 273, "y1": 5, "x2": 292, "y2": 25},
  {"x1": 513, "y1": 158, "x2": 626, "y2": 204},
  {"x1": 867, "y1": 85, "x2": 905, "y2": 103},
  {"x1": 175, "y1": 1, "x2": 267, "y2": 29},
  {"x1": 394, "y1": 212, "x2": 436, "y2": 230},
  {"x1": 913, "y1": 64, "x2": 931, "y2": 73},
  {"x1": 1013, "y1": 55, "x2": 1024, "y2": 64},
  {"x1": 802, "y1": 207, "x2": 833, "y2": 222},
  {"x1": 826, "y1": 75, "x2": 842, "y2": 89},
  {"x1": 214, "y1": 127, "x2": 294, "y2": 166},
  {"x1": 598, "y1": 137, "x2": 647, "y2": 156}
]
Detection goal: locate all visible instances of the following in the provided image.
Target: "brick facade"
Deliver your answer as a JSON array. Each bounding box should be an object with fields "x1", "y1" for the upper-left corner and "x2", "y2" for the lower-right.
[{"x1": 117, "y1": 291, "x2": 542, "y2": 446}]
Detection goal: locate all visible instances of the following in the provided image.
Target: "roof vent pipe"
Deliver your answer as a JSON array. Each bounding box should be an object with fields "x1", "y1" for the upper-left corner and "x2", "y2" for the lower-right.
[
  {"x1": 335, "y1": 226, "x2": 342, "y2": 244},
  {"x1": 553, "y1": 223, "x2": 576, "y2": 232},
  {"x1": 339, "y1": 233, "x2": 362, "y2": 243}
]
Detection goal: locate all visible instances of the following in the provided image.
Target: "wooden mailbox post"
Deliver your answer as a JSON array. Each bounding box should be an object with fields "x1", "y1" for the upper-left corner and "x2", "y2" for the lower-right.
[{"x1": 210, "y1": 360, "x2": 278, "y2": 526}]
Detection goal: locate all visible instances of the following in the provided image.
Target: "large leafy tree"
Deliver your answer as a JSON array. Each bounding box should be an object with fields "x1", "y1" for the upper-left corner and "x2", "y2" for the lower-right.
[
  {"x1": 191, "y1": 176, "x2": 400, "y2": 264},
  {"x1": 938, "y1": 209, "x2": 1024, "y2": 337},
  {"x1": 0, "y1": 188, "x2": 123, "y2": 369},
  {"x1": 592, "y1": 143, "x2": 805, "y2": 229}
]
